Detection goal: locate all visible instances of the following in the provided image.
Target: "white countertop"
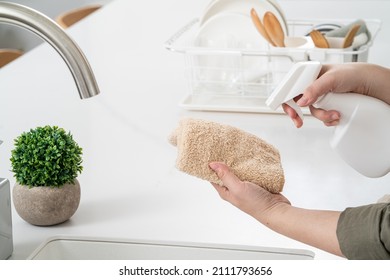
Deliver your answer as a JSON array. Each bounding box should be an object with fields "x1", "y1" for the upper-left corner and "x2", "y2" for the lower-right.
[{"x1": 1, "y1": 0, "x2": 389, "y2": 260}]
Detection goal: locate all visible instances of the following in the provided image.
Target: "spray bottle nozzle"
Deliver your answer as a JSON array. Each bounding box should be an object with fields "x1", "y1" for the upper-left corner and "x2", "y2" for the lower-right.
[{"x1": 266, "y1": 61, "x2": 322, "y2": 119}]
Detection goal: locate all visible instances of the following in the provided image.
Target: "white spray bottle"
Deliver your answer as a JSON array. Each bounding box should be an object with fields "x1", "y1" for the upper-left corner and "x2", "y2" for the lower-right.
[{"x1": 266, "y1": 61, "x2": 390, "y2": 178}]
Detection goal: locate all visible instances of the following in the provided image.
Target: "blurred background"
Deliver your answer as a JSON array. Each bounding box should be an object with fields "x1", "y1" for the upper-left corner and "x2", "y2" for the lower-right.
[{"x1": 1, "y1": 0, "x2": 389, "y2": 67}]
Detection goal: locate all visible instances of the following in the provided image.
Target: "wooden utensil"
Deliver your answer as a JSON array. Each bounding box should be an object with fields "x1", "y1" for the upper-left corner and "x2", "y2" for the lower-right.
[
  {"x1": 263, "y1": 11, "x2": 285, "y2": 47},
  {"x1": 250, "y1": 8, "x2": 276, "y2": 47},
  {"x1": 342, "y1": 24, "x2": 361, "y2": 48},
  {"x1": 309, "y1": 30, "x2": 330, "y2": 48}
]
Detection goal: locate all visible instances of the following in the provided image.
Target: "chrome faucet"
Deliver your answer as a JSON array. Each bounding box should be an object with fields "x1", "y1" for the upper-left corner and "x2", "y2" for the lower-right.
[{"x1": 0, "y1": 2, "x2": 99, "y2": 99}]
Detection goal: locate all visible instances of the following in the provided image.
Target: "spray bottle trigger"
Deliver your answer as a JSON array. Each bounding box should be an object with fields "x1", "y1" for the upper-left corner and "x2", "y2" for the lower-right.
[
  {"x1": 266, "y1": 61, "x2": 321, "y2": 118},
  {"x1": 285, "y1": 99, "x2": 304, "y2": 121}
]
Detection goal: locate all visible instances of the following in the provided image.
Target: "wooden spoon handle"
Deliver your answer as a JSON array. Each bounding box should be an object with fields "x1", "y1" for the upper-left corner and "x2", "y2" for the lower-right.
[
  {"x1": 263, "y1": 11, "x2": 285, "y2": 47},
  {"x1": 250, "y1": 8, "x2": 276, "y2": 47},
  {"x1": 342, "y1": 24, "x2": 361, "y2": 48},
  {"x1": 309, "y1": 30, "x2": 329, "y2": 48}
]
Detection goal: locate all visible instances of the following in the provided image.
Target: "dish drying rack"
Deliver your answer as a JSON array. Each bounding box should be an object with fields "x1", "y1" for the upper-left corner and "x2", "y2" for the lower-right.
[{"x1": 165, "y1": 18, "x2": 381, "y2": 113}]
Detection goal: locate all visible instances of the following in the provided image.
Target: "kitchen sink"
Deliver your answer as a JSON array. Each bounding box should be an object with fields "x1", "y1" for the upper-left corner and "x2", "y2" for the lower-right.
[{"x1": 28, "y1": 235, "x2": 314, "y2": 260}]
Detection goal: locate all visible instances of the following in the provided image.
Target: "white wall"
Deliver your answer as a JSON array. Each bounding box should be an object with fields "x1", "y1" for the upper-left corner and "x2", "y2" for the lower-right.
[{"x1": 278, "y1": 0, "x2": 390, "y2": 67}]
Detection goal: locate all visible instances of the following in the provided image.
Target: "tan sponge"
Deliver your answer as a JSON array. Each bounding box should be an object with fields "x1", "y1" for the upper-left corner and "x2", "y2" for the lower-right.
[{"x1": 169, "y1": 118, "x2": 284, "y2": 193}]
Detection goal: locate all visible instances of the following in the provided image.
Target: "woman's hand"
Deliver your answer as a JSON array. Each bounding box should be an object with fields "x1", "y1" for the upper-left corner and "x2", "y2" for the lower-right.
[
  {"x1": 209, "y1": 162, "x2": 290, "y2": 224},
  {"x1": 283, "y1": 63, "x2": 390, "y2": 128}
]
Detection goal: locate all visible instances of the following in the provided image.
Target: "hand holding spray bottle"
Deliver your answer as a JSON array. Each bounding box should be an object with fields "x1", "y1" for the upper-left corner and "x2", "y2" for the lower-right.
[{"x1": 266, "y1": 61, "x2": 390, "y2": 178}]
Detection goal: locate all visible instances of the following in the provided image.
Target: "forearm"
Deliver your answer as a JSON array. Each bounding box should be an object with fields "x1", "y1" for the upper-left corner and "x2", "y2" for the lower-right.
[
  {"x1": 208, "y1": 162, "x2": 345, "y2": 257},
  {"x1": 365, "y1": 63, "x2": 390, "y2": 105},
  {"x1": 253, "y1": 204, "x2": 344, "y2": 257}
]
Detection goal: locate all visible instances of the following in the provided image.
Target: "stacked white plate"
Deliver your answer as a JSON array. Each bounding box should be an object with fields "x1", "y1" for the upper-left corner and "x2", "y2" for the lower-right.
[
  {"x1": 193, "y1": 0, "x2": 289, "y2": 86},
  {"x1": 198, "y1": 0, "x2": 288, "y2": 39}
]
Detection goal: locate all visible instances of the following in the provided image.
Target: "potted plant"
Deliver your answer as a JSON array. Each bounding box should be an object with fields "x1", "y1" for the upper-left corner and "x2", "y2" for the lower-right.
[{"x1": 10, "y1": 125, "x2": 83, "y2": 226}]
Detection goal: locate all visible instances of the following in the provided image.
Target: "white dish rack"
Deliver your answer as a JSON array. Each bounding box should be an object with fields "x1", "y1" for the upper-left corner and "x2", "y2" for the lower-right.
[{"x1": 165, "y1": 18, "x2": 381, "y2": 113}]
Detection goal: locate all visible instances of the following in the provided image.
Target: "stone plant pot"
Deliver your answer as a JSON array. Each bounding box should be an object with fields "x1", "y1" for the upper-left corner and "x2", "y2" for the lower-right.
[{"x1": 12, "y1": 179, "x2": 80, "y2": 226}]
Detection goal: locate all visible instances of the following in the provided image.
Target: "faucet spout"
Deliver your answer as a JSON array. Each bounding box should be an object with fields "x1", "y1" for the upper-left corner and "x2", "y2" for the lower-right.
[{"x1": 0, "y1": 2, "x2": 99, "y2": 99}]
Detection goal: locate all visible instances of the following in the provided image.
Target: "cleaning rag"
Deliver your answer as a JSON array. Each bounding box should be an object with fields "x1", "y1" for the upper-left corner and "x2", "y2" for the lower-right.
[{"x1": 168, "y1": 118, "x2": 284, "y2": 193}]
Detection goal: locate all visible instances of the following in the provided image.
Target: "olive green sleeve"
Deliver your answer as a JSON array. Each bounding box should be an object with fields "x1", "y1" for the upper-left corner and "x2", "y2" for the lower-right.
[{"x1": 336, "y1": 203, "x2": 390, "y2": 259}]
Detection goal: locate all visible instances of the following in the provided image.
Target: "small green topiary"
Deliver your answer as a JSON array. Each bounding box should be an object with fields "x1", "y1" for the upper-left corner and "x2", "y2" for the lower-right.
[{"x1": 10, "y1": 125, "x2": 83, "y2": 187}]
